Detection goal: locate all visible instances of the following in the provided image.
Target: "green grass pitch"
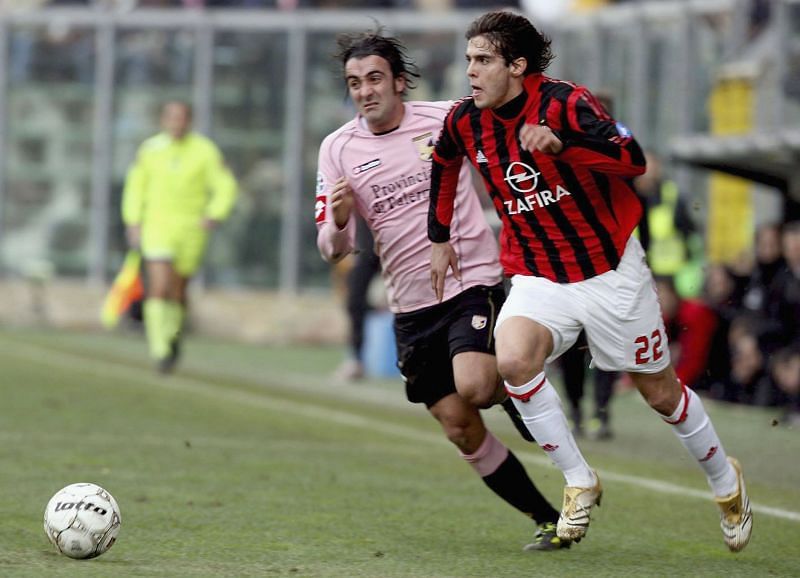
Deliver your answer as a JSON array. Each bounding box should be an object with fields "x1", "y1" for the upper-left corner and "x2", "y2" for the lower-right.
[{"x1": 1, "y1": 327, "x2": 798, "y2": 577}]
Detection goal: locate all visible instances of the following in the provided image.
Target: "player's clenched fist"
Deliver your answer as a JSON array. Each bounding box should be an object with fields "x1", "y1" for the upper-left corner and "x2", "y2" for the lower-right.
[
  {"x1": 330, "y1": 176, "x2": 355, "y2": 229},
  {"x1": 519, "y1": 123, "x2": 563, "y2": 155}
]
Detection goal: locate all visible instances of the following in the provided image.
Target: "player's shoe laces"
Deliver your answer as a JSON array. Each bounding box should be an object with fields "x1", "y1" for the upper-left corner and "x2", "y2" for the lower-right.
[
  {"x1": 557, "y1": 472, "x2": 602, "y2": 541},
  {"x1": 501, "y1": 398, "x2": 535, "y2": 443},
  {"x1": 523, "y1": 522, "x2": 571, "y2": 551},
  {"x1": 715, "y1": 457, "x2": 753, "y2": 552}
]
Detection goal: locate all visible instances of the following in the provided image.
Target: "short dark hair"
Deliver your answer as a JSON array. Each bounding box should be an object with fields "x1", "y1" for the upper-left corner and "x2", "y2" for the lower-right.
[
  {"x1": 784, "y1": 220, "x2": 800, "y2": 235},
  {"x1": 162, "y1": 100, "x2": 192, "y2": 119},
  {"x1": 465, "y1": 11, "x2": 554, "y2": 75},
  {"x1": 334, "y1": 29, "x2": 420, "y2": 93}
]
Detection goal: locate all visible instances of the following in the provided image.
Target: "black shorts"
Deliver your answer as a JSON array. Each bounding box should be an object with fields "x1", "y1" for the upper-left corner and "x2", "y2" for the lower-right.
[{"x1": 394, "y1": 283, "x2": 505, "y2": 408}]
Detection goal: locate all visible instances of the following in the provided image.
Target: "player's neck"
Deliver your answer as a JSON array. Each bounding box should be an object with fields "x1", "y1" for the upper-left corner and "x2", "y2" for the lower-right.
[
  {"x1": 493, "y1": 88, "x2": 527, "y2": 120},
  {"x1": 366, "y1": 102, "x2": 406, "y2": 135}
]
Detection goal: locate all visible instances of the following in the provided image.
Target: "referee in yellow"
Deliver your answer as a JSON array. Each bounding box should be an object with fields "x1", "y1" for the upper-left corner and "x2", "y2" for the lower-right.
[{"x1": 122, "y1": 101, "x2": 238, "y2": 373}]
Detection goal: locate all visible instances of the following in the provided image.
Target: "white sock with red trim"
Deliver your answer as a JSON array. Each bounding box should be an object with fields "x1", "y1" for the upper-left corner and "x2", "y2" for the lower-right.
[
  {"x1": 661, "y1": 384, "x2": 738, "y2": 497},
  {"x1": 506, "y1": 372, "x2": 595, "y2": 488}
]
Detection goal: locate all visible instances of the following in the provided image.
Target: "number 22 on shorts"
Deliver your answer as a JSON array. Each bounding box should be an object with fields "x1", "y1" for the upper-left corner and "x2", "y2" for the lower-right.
[{"x1": 634, "y1": 329, "x2": 664, "y2": 365}]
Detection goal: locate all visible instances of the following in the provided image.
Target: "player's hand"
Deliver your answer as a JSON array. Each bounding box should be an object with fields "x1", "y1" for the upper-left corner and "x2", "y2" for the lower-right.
[
  {"x1": 520, "y1": 123, "x2": 563, "y2": 155},
  {"x1": 430, "y1": 241, "x2": 460, "y2": 302},
  {"x1": 126, "y1": 225, "x2": 141, "y2": 250},
  {"x1": 330, "y1": 177, "x2": 354, "y2": 229}
]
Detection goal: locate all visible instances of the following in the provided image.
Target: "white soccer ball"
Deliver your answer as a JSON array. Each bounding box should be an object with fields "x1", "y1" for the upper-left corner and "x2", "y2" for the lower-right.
[{"x1": 43, "y1": 482, "x2": 121, "y2": 559}]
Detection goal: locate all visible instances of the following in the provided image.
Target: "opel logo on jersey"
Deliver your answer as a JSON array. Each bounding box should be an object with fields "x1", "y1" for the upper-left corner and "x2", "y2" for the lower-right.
[{"x1": 504, "y1": 161, "x2": 540, "y2": 193}]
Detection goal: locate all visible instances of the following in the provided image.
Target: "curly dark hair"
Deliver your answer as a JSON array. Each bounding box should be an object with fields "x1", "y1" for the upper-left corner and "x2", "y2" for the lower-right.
[
  {"x1": 465, "y1": 11, "x2": 554, "y2": 75},
  {"x1": 334, "y1": 28, "x2": 420, "y2": 94}
]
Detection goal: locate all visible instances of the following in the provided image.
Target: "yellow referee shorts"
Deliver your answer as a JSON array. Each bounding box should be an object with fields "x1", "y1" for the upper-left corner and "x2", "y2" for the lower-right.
[{"x1": 141, "y1": 218, "x2": 209, "y2": 277}]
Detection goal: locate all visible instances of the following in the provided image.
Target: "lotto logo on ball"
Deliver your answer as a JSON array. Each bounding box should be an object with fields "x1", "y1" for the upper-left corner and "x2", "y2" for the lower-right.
[
  {"x1": 53, "y1": 500, "x2": 108, "y2": 515},
  {"x1": 43, "y1": 482, "x2": 121, "y2": 559}
]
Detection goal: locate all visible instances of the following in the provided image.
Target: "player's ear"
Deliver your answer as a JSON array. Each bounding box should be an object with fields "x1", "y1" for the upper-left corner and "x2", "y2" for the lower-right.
[
  {"x1": 509, "y1": 57, "x2": 527, "y2": 79},
  {"x1": 394, "y1": 75, "x2": 406, "y2": 95}
]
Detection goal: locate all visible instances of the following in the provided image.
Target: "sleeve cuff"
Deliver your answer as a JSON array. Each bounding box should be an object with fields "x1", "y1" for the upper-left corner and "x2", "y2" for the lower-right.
[{"x1": 428, "y1": 221, "x2": 451, "y2": 243}]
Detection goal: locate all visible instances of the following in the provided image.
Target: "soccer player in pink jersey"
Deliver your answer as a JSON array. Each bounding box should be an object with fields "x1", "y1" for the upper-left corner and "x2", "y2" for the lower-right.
[
  {"x1": 428, "y1": 11, "x2": 752, "y2": 551},
  {"x1": 315, "y1": 30, "x2": 569, "y2": 551}
]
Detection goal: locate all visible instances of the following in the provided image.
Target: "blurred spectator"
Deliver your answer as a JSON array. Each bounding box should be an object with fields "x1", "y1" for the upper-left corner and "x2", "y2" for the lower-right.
[
  {"x1": 748, "y1": 0, "x2": 772, "y2": 39},
  {"x1": 559, "y1": 332, "x2": 617, "y2": 440},
  {"x1": 634, "y1": 151, "x2": 703, "y2": 297},
  {"x1": 9, "y1": 24, "x2": 95, "y2": 84},
  {"x1": 736, "y1": 222, "x2": 786, "y2": 356},
  {"x1": 742, "y1": 222, "x2": 785, "y2": 313},
  {"x1": 766, "y1": 221, "x2": 800, "y2": 349},
  {"x1": 335, "y1": 217, "x2": 381, "y2": 381},
  {"x1": 727, "y1": 327, "x2": 771, "y2": 405},
  {"x1": 695, "y1": 264, "x2": 742, "y2": 396},
  {"x1": 769, "y1": 346, "x2": 800, "y2": 426},
  {"x1": 656, "y1": 275, "x2": 718, "y2": 389}
]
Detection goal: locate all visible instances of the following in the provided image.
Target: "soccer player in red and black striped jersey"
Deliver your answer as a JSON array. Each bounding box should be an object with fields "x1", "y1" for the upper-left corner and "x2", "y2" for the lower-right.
[
  {"x1": 318, "y1": 30, "x2": 570, "y2": 552},
  {"x1": 428, "y1": 11, "x2": 752, "y2": 551}
]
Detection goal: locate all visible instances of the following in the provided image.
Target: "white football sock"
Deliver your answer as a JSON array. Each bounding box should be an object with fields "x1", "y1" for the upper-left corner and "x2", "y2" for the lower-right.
[
  {"x1": 661, "y1": 384, "x2": 738, "y2": 497},
  {"x1": 506, "y1": 372, "x2": 595, "y2": 488}
]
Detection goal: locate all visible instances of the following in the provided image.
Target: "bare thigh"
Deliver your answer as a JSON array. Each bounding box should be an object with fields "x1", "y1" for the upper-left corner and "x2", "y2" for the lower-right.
[
  {"x1": 146, "y1": 260, "x2": 188, "y2": 301},
  {"x1": 452, "y1": 350, "x2": 504, "y2": 408}
]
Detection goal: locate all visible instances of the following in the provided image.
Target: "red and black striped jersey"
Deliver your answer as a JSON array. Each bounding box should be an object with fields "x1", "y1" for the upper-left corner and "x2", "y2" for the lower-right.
[{"x1": 428, "y1": 73, "x2": 646, "y2": 283}]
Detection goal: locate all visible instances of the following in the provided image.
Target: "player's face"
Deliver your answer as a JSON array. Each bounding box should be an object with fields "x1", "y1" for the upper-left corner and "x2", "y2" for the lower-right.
[
  {"x1": 161, "y1": 102, "x2": 192, "y2": 139},
  {"x1": 345, "y1": 55, "x2": 406, "y2": 133},
  {"x1": 466, "y1": 35, "x2": 524, "y2": 110},
  {"x1": 783, "y1": 229, "x2": 800, "y2": 268}
]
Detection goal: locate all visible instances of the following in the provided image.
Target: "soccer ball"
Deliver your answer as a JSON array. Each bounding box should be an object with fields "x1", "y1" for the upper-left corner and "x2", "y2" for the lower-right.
[{"x1": 43, "y1": 482, "x2": 121, "y2": 559}]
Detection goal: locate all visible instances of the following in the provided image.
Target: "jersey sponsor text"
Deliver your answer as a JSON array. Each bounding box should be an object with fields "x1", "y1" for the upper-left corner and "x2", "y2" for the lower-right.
[{"x1": 503, "y1": 185, "x2": 572, "y2": 215}]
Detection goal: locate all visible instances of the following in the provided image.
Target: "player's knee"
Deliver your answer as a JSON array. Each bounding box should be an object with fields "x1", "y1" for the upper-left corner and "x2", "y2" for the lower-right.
[
  {"x1": 148, "y1": 287, "x2": 170, "y2": 300},
  {"x1": 647, "y1": 392, "x2": 675, "y2": 415},
  {"x1": 431, "y1": 403, "x2": 481, "y2": 451},
  {"x1": 460, "y1": 387, "x2": 494, "y2": 409},
  {"x1": 455, "y1": 375, "x2": 499, "y2": 409},
  {"x1": 495, "y1": 319, "x2": 550, "y2": 385},
  {"x1": 637, "y1": 376, "x2": 681, "y2": 415},
  {"x1": 443, "y1": 424, "x2": 471, "y2": 449},
  {"x1": 438, "y1": 413, "x2": 474, "y2": 449},
  {"x1": 496, "y1": 353, "x2": 541, "y2": 386}
]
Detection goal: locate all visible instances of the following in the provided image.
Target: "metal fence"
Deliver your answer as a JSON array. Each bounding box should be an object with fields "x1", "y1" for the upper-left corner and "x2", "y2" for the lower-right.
[{"x1": 1, "y1": 0, "x2": 789, "y2": 293}]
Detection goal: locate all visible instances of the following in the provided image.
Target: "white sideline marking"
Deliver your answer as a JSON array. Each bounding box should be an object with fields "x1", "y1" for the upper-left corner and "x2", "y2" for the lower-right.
[{"x1": 5, "y1": 340, "x2": 800, "y2": 524}]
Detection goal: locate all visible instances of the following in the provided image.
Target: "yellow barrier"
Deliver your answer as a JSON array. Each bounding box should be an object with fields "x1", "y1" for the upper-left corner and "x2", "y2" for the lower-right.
[{"x1": 707, "y1": 77, "x2": 754, "y2": 264}]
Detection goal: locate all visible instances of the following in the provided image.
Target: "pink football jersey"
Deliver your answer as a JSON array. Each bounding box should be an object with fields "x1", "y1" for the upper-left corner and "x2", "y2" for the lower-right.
[{"x1": 316, "y1": 101, "x2": 501, "y2": 313}]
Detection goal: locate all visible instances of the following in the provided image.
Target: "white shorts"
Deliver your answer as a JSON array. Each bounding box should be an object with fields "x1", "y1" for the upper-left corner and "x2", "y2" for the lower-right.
[{"x1": 495, "y1": 237, "x2": 671, "y2": 374}]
